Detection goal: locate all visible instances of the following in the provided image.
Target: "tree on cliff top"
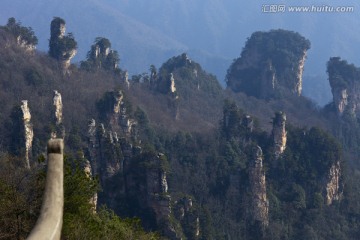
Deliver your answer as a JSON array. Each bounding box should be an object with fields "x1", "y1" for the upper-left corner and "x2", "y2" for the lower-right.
[
  {"x1": 80, "y1": 37, "x2": 120, "y2": 72},
  {"x1": 3, "y1": 17, "x2": 38, "y2": 46},
  {"x1": 226, "y1": 29, "x2": 310, "y2": 98}
]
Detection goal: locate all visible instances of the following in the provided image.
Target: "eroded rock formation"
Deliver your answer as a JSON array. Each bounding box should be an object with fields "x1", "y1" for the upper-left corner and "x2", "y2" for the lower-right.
[
  {"x1": 4, "y1": 18, "x2": 37, "y2": 53},
  {"x1": 170, "y1": 73, "x2": 177, "y2": 94},
  {"x1": 81, "y1": 37, "x2": 119, "y2": 71},
  {"x1": 249, "y1": 146, "x2": 269, "y2": 228},
  {"x1": 49, "y1": 17, "x2": 77, "y2": 72},
  {"x1": 53, "y1": 90, "x2": 62, "y2": 125},
  {"x1": 16, "y1": 36, "x2": 36, "y2": 52},
  {"x1": 20, "y1": 100, "x2": 33, "y2": 169},
  {"x1": 327, "y1": 57, "x2": 360, "y2": 117},
  {"x1": 325, "y1": 161, "x2": 342, "y2": 205},
  {"x1": 226, "y1": 29, "x2": 310, "y2": 99},
  {"x1": 52, "y1": 90, "x2": 65, "y2": 139},
  {"x1": 272, "y1": 111, "x2": 287, "y2": 159},
  {"x1": 84, "y1": 159, "x2": 98, "y2": 212}
]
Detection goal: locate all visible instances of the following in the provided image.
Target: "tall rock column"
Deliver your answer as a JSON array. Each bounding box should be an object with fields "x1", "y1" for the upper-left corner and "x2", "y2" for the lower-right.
[
  {"x1": 272, "y1": 111, "x2": 287, "y2": 159},
  {"x1": 169, "y1": 73, "x2": 179, "y2": 120},
  {"x1": 249, "y1": 146, "x2": 269, "y2": 228},
  {"x1": 327, "y1": 57, "x2": 360, "y2": 117},
  {"x1": 49, "y1": 17, "x2": 77, "y2": 72},
  {"x1": 20, "y1": 100, "x2": 34, "y2": 169},
  {"x1": 295, "y1": 51, "x2": 307, "y2": 96},
  {"x1": 52, "y1": 90, "x2": 65, "y2": 138}
]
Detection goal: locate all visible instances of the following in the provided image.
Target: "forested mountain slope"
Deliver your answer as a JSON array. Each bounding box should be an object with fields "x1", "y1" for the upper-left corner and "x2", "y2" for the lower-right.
[{"x1": 1, "y1": 18, "x2": 360, "y2": 240}]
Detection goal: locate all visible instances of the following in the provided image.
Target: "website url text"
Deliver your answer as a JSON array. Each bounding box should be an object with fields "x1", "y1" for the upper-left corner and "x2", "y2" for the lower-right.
[{"x1": 262, "y1": 5, "x2": 354, "y2": 13}]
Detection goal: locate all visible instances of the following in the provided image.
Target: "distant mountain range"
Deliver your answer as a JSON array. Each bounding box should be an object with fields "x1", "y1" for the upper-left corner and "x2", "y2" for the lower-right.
[{"x1": 1, "y1": 0, "x2": 359, "y2": 105}]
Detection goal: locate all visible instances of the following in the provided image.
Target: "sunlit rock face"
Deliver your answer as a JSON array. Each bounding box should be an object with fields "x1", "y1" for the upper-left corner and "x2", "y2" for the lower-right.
[
  {"x1": 272, "y1": 111, "x2": 287, "y2": 159},
  {"x1": 51, "y1": 90, "x2": 65, "y2": 139},
  {"x1": 249, "y1": 146, "x2": 269, "y2": 228},
  {"x1": 21, "y1": 100, "x2": 33, "y2": 169},
  {"x1": 325, "y1": 161, "x2": 342, "y2": 205},
  {"x1": 226, "y1": 29, "x2": 310, "y2": 99},
  {"x1": 53, "y1": 90, "x2": 62, "y2": 125},
  {"x1": 296, "y1": 51, "x2": 307, "y2": 95},
  {"x1": 16, "y1": 36, "x2": 36, "y2": 53},
  {"x1": 327, "y1": 57, "x2": 360, "y2": 117}
]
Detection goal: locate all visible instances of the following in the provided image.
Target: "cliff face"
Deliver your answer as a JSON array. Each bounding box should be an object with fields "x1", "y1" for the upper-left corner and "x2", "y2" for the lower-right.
[
  {"x1": 226, "y1": 30, "x2": 310, "y2": 99},
  {"x1": 249, "y1": 146, "x2": 269, "y2": 228},
  {"x1": 20, "y1": 100, "x2": 33, "y2": 169},
  {"x1": 325, "y1": 161, "x2": 342, "y2": 205},
  {"x1": 272, "y1": 111, "x2": 287, "y2": 159},
  {"x1": 327, "y1": 57, "x2": 360, "y2": 117},
  {"x1": 86, "y1": 90, "x2": 182, "y2": 238},
  {"x1": 124, "y1": 152, "x2": 181, "y2": 239},
  {"x1": 84, "y1": 159, "x2": 98, "y2": 212},
  {"x1": 52, "y1": 90, "x2": 65, "y2": 139}
]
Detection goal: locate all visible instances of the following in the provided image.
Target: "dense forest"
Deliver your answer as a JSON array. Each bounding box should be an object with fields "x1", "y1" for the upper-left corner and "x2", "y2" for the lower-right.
[{"x1": 1, "y1": 17, "x2": 360, "y2": 240}]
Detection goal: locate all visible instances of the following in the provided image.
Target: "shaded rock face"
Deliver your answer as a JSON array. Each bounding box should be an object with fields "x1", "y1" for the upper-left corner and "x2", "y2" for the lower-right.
[
  {"x1": 325, "y1": 161, "x2": 342, "y2": 205},
  {"x1": 124, "y1": 152, "x2": 181, "y2": 239},
  {"x1": 88, "y1": 122, "x2": 122, "y2": 183},
  {"x1": 226, "y1": 29, "x2": 310, "y2": 99},
  {"x1": 249, "y1": 146, "x2": 269, "y2": 228},
  {"x1": 327, "y1": 57, "x2": 360, "y2": 117},
  {"x1": 173, "y1": 197, "x2": 200, "y2": 239},
  {"x1": 20, "y1": 100, "x2": 33, "y2": 169},
  {"x1": 272, "y1": 112, "x2": 287, "y2": 159},
  {"x1": 87, "y1": 89, "x2": 182, "y2": 238}
]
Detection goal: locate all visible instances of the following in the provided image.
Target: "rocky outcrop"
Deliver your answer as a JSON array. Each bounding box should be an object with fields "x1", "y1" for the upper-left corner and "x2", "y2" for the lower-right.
[
  {"x1": 53, "y1": 90, "x2": 63, "y2": 125},
  {"x1": 168, "y1": 73, "x2": 179, "y2": 120},
  {"x1": 124, "y1": 71, "x2": 130, "y2": 89},
  {"x1": 272, "y1": 112, "x2": 287, "y2": 159},
  {"x1": 16, "y1": 35, "x2": 36, "y2": 53},
  {"x1": 174, "y1": 197, "x2": 200, "y2": 239},
  {"x1": 84, "y1": 159, "x2": 98, "y2": 212},
  {"x1": 101, "y1": 90, "x2": 136, "y2": 136},
  {"x1": 226, "y1": 29, "x2": 310, "y2": 99},
  {"x1": 296, "y1": 51, "x2": 307, "y2": 95},
  {"x1": 20, "y1": 100, "x2": 33, "y2": 169},
  {"x1": 143, "y1": 154, "x2": 180, "y2": 239},
  {"x1": 327, "y1": 57, "x2": 360, "y2": 117},
  {"x1": 4, "y1": 18, "x2": 37, "y2": 53},
  {"x1": 249, "y1": 146, "x2": 269, "y2": 228},
  {"x1": 81, "y1": 37, "x2": 119, "y2": 71},
  {"x1": 51, "y1": 90, "x2": 65, "y2": 139},
  {"x1": 170, "y1": 73, "x2": 177, "y2": 94},
  {"x1": 325, "y1": 161, "x2": 342, "y2": 205},
  {"x1": 49, "y1": 17, "x2": 77, "y2": 72}
]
